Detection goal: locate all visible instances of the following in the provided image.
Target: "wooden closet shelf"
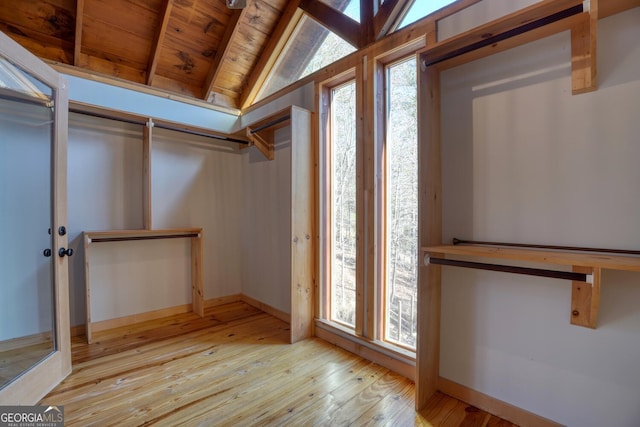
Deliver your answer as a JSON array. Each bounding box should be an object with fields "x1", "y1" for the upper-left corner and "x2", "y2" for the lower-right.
[
  {"x1": 422, "y1": 245, "x2": 640, "y2": 272},
  {"x1": 422, "y1": 245, "x2": 640, "y2": 329},
  {"x1": 85, "y1": 228, "x2": 202, "y2": 241},
  {"x1": 83, "y1": 228, "x2": 204, "y2": 343}
]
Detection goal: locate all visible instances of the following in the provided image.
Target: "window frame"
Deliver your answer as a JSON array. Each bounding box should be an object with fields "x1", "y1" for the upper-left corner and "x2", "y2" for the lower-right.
[
  {"x1": 318, "y1": 42, "x2": 422, "y2": 356},
  {"x1": 318, "y1": 69, "x2": 362, "y2": 332},
  {"x1": 380, "y1": 55, "x2": 420, "y2": 351}
]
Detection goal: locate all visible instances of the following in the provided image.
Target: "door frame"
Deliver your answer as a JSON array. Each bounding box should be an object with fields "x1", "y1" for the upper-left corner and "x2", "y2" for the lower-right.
[{"x1": 0, "y1": 31, "x2": 71, "y2": 404}]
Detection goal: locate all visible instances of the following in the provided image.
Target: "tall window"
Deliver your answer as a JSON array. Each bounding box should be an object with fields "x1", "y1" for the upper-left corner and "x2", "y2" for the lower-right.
[
  {"x1": 329, "y1": 81, "x2": 357, "y2": 327},
  {"x1": 384, "y1": 57, "x2": 418, "y2": 348},
  {"x1": 320, "y1": 53, "x2": 420, "y2": 354}
]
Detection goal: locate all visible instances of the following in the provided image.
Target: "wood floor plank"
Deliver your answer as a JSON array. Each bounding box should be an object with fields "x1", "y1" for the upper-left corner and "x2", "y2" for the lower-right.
[
  {"x1": 40, "y1": 302, "x2": 516, "y2": 426},
  {"x1": 348, "y1": 371, "x2": 416, "y2": 426},
  {"x1": 151, "y1": 339, "x2": 349, "y2": 426},
  {"x1": 486, "y1": 415, "x2": 519, "y2": 427},
  {"x1": 49, "y1": 321, "x2": 291, "y2": 425},
  {"x1": 49, "y1": 314, "x2": 286, "y2": 396}
]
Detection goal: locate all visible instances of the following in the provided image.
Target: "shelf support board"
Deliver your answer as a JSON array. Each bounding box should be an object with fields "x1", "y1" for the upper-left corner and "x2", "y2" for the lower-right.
[
  {"x1": 571, "y1": 3, "x2": 598, "y2": 94},
  {"x1": 246, "y1": 127, "x2": 275, "y2": 160},
  {"x1": 571, "y1": 266, "x2": 601, "y2": 328}
]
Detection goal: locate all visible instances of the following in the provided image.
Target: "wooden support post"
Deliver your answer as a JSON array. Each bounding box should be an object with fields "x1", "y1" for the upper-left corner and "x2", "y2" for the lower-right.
[
  {"x1": 571, "y1": 2, "x2": 598, "y2": 94},
  {"x1": 84, "y1": 232, "x2": 93, "y2": 343},
  {"x1": 355, "y1": 57, "x2": 367, "y2": 337},
  {"x1": 74, "y1": 0, "x2": 84, "y2": 66},
  {"x1": 416, "y1": 61, "x2": 443, "y2": 410},
  {"x1": 364, "y1": 53, "x2": 384, "y2": 340},
  {"x1": 290, "y1": 107, "x2": 314, "y2": 343},
  {"x1": 191, "y1": 234, "x2": 205, "y2": 317},
  {"x1": 147, "y1": 0, "x2": 173, "y2": 85},
  {"x1": 571, "y1": 266, "x2": 601, "y2": 328},
  {"x1": 143, "y1": 119, "x2": 153, "y2": 229}
]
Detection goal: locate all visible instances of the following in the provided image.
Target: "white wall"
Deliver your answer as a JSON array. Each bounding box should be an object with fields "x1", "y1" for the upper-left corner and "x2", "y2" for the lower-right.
[
  {"x1": 440, "y1": 8, "x2": 640, "y2": 427},
  {"x1": 67, "y1": 114, "x2": 144, "y2": 326},
  {"x1": 67, "y1": 115, "x2": 244, "y2": 326},
  {"x1": 152, "y1": 129, "x2": 244, "y2": 299},
  {"x1": 240, "y1": 128, "x2": 292, "y2": 314}
]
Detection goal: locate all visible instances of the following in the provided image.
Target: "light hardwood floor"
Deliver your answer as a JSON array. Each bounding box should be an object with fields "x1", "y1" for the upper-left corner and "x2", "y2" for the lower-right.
[{"x1": 41, "y1": 302, "x2": 515, "y2": 426}]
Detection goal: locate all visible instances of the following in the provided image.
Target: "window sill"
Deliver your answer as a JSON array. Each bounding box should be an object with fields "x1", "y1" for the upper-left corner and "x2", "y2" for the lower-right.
[{"x1": 314, "y1": 319, "x2": 416, "y2": 381}]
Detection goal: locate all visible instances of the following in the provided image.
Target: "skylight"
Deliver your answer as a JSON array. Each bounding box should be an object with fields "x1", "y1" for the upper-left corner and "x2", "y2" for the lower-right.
[
  {"x1": 257, "y1": 15, "x2": 357, "y2": 101},
  {"x1": 319, "y1": 0, "x2": 360, "y2": 22},
  {"x1": 398, "y1": 0, "x2": 457, "y2": 29}
]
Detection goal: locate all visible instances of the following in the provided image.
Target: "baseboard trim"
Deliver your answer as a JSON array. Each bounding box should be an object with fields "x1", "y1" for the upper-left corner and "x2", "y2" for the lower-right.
[
  {"x1": 70, "y1": 325, "x2": 86, "y2": 338},
  {"x1": 240, "y1": 294, "x2": 291, "y2": 324},
  {"x1": 437, "y1": 377, "x2": 563, "y2": 427},
  {"x1": 204, "y1": 294, "x2": 243, "y2": 309},
  {"x1": 90, "y1": 304, "x2": 193, "y2": 333},
  {"x1": 74, "y1": 294, "x2": 289, "y2": 337}
]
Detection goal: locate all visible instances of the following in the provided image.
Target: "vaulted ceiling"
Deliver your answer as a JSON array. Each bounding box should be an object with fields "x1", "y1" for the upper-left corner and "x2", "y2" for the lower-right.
[{"x1": 0, "y1": 0, "x2": 414, "y2": 111}]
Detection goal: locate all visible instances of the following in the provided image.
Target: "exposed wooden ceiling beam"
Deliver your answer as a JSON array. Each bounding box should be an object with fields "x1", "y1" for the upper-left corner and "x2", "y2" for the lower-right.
[
  {"x1": 373, "y1": 0, "x2": 404, "y2": 40},
  {"x1": 299, "y1": 0, "x2": 361, "y2": 48},
  {"x1": 360, "y1": 0, "x2": 375, "y2": 46},
  {"x1": 147, "y1": 0, "x2": 173, "y2": 85},
  {"x1": 74, "y1": 0, "x2": 84, "y2": 66},
  {"x1": 240, "y1": 0, "x2": 303, "y2": 109},
  {"x1": 202, "y1": 8, "x2": 245, "y2": 102}
]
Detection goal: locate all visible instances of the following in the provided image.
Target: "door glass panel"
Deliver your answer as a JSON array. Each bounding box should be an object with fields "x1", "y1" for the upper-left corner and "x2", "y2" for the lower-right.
[{"x1": 0, "y1": 56, "x2": 55, "y2": 389}]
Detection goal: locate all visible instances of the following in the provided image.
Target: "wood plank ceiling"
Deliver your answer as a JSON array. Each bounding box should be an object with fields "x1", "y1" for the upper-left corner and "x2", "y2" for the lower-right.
[{"x1": 0, "y1": 0, "x2": 412, "y2": 110}]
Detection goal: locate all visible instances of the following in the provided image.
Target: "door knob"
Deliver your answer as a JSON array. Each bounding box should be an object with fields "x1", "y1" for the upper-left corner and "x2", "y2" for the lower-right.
[
  {"x1": 58, "y1": 247, "x2": 73, "y2": 257},
  {"x1": 43, "y1": 249, "x2": 52, "y2": 257}
]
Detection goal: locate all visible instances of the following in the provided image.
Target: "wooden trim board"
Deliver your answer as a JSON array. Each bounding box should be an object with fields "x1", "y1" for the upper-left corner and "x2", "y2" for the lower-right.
[
  {"x1": 241, "y1": 294, "x2": 291, "y2": 325},
  {"x1": 438, "y1": 377, "x2": 563, "y2": 427},
  {"x1": 82, "y1": 294, "x2": 288, "y2": 337},
  {"x1": 422, "y1": 245, "x2": 640, "y2": 272},
  {"x1": 90, "y1": 304, "x2": 193, "y2": 333}
]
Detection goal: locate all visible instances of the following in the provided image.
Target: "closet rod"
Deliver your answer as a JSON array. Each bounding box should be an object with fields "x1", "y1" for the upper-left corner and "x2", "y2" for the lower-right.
[
  {"x1": 90, "y1": 233, "x2": 199, "y2": 243},
  {"x1": 248, "y1": 115, "x2": 290, "y2": 134},
  {"x1": 426, "y1": 256, "x2": 590, "y2": 282},
  {"x1": 453, "y1": 238, "x2": 640, "y2": 256},
  {"x1": 69, "y1": 108, "x2": 250, "y2": 145},
  {"x1": 423, "y1": 4, "x2": 583, "y2": 67},
  {"x1": 159, "y1": 123, "x2": 249, "y2": 145}
]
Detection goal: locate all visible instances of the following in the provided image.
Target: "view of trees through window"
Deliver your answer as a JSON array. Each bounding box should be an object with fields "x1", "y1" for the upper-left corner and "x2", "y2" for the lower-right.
[
  {"x1": 330, "y1": 81, "x2": 357, "y2": 327},
  {"x1": 385, "y1": 57, "x2": 418, "y2": 348}
]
